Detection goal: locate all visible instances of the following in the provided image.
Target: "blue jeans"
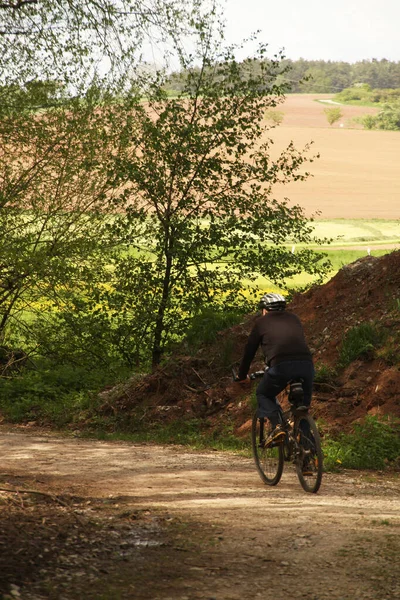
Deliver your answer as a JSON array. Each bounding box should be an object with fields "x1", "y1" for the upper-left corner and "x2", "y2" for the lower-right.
[{"x1": 256, "y1": 360, "x2": 314, "y2": 426}]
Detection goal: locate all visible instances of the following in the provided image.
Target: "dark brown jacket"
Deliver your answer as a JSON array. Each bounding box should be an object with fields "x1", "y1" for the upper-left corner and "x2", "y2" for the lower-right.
[{"x1": 238, "y1": 311, "x2": 312, "y2": 379}]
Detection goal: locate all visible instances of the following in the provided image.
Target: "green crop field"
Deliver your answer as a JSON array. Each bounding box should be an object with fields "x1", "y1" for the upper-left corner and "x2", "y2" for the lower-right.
[
  {"x1": 248, "y1": 218, "x2": 400, "y2": 294},
  {"x1": 309, "y1": 219, "x2": 400, "y2": 247}
]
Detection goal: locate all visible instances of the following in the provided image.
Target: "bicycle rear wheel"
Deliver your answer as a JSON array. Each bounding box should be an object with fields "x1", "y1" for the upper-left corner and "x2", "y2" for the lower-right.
[
  {"x1": 294, "y1": 413, "x2": 323, "y2": 493},
  {"x1": 252, "y1": 414, "x2": 284, "y2": 486}
]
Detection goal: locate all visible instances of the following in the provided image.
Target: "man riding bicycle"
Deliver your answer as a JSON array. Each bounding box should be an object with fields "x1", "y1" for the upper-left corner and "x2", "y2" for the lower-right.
[{"x1": 237, "y1": 293, "x2": 314, "y2": 446}]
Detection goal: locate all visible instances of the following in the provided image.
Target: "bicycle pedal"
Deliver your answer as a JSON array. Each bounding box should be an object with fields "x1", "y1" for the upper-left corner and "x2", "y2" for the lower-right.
[{"x1": 266, "y1": 438, "x2": 285, "y2": 448}]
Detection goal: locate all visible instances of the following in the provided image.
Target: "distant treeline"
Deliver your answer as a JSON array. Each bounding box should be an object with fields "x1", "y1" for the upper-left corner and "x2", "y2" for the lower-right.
[
  {"x1": 283, "y1": 58, "x2": 400, "y2": 93},
  {"x1": 166, "y1": 58, "x2": 400, "y2": 95}
]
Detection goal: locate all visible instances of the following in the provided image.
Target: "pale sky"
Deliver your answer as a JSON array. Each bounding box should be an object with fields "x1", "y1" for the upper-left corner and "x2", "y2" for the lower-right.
[{"x1": 223, "y1": 0, "x2": 400, "y2": 63}]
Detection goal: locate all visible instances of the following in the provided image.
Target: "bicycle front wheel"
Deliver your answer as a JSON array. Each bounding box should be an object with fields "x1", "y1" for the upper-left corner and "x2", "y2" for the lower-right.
[
  {"x1": 294, "y1": 413, "x2": 323, "y2": 493},
  {"x1": 252, "y1": 414, "x2": 284, "y2": 486}
]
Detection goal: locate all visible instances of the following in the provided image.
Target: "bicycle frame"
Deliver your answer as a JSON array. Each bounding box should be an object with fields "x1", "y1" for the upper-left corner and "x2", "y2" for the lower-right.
[{"x1": 246, "y1": 370, "x2": 323, "y2": 493}]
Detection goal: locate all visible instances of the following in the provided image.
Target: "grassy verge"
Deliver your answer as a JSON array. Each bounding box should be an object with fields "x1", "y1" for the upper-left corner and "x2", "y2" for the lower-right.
[
  {"x1": 323, "y1": 416, "x2": 400, "y2": 471},
  {"x1": 80, "y1": 411, "x2": 400, "y2": 473},
  {"x1": 81, "y1": 417, "x2": 251, "y2": 455}
]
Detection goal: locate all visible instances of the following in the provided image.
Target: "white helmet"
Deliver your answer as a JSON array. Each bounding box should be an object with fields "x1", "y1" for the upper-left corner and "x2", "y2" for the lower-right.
[{"x1": 258, "y1": 293, "x2": 286, "y2": 311}]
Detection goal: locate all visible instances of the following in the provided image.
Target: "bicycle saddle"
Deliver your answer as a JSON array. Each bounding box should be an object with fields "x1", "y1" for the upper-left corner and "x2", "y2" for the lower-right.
[{"x1": 288, "y1": 380, "x2": 305, "y2": 405}]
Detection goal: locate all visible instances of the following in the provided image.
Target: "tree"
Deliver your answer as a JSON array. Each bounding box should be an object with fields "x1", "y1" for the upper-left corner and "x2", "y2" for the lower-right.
[
  {"x1": 361, "y1": 101, "x2": 400, "y2": 131},
  {"x1": 300, "y1": 67, "x2": 332, "y2": 93},
  {"x1": 104, "y1": 41, "x2": 329, "y2": 368},
  {"x1": 0, "y1": 3, "x2": 330, "y2": 375},
  {"x1": 0, "y1": 92, "x2": 129, "y2": 358},
  {"x1": 0, "y1": 0, "x2": 217, "y2": 373},
  {"x1": 0, "y1": 0, "x2": 197, "y2": 91},
  {"x1": 324, "y1": 106, "x2": 343, "y2": 126}
]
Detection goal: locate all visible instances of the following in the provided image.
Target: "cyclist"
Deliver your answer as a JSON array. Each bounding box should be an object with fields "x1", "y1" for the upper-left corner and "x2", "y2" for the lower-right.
[{"x1": 236, "y1": 293, "x2": 314, "y2": 446}]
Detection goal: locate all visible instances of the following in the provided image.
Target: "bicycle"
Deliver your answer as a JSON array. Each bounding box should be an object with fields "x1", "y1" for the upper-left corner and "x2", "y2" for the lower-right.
[{"x1": 234, "y1": 368, "x2": 323, "y2": 493}]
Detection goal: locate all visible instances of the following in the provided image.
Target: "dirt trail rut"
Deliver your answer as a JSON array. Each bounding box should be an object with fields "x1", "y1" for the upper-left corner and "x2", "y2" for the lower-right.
[{"x1": 0, "y1": 427, "x2": 399, "y2": 600}]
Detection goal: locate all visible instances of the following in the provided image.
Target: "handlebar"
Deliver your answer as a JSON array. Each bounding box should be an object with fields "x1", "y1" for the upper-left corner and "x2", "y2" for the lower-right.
[{"x1": 231, "y1": 368, "x2": 267, "y2": 381}]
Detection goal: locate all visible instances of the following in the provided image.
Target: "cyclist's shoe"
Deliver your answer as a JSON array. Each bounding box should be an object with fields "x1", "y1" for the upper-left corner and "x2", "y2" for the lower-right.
[
  {"x1": 301, "y1": 456, "x2": 315, "y2": 476},
  {"x1": 265, "y1": 424, "x2": 286, "y2": 447}
]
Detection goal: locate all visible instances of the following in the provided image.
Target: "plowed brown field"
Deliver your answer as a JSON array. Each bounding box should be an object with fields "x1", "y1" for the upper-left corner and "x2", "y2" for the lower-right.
[{"x1": 269, "y1": 94, "x2": 400, "y2": 219}]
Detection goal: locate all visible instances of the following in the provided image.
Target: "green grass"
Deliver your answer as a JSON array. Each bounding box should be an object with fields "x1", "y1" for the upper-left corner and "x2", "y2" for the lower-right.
[
  {"x1": 323, "y1": 416, "x2": 400, "y2": 470},
  {"x1": 309, "y1": 219, "x2": 400, "y2": 246},
  {"x1": 314, "y1": 362, "x2": 337, "y2": 384},
  {"x1": 82, "y1": 417, "x2": 251, "y2": 455},
  {"x1": 246, "y1": 218, "x2": 400, "y2": 291},
  {"x1": 338, "y1": 322, "x2": 386, "y2": 368}
]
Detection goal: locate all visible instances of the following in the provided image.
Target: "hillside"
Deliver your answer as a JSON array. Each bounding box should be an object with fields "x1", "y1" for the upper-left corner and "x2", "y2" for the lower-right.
[{"x1": 96, "y1": 251, "x2": 400, "y2": 436}]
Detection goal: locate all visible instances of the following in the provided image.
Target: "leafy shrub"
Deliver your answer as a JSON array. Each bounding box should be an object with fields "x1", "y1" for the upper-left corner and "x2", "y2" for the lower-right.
[
  {"x1": 324, "y1": 107, "x2": 343, "y2": 126},
  {"x1": 338, "y1": 322, "x2": 385, "y2": 368},
  {"x1": 323, "y1": 415, "x2": 400, "y2": 470},
  {"x1": 264, "y1": 109, "x2": 284, "y2": 125},
  {"x1": 359, "y1": 114, "x2": 377, "y2": 130},
  {"x1": 358, "y1": 101, "x2": 400, "y2": 131},
  {"x1": 334, "y1": 84, "x2": 372, "y2": 103}
]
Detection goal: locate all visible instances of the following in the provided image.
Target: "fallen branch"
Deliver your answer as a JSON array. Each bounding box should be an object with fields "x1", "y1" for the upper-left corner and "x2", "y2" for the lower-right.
[
  {"x1": 191, "y1": 367, "x2": 207, "y2": 386},
  {"x1": 184, "y1": 384, "x2": 210, "y2": 394},
  {"x1": 313, "y1": 382, "x2": 340, "y2": 391}
]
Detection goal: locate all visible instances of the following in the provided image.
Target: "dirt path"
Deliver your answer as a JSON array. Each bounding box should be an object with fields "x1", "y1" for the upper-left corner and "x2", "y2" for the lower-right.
[{"x1": 1, "y1": 426, "x2": 399, "y2": 600}]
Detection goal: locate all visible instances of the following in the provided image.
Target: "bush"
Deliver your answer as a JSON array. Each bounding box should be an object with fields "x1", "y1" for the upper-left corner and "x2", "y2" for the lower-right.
[
  {"x1": 358, "y1": 101, "x2": 400, "y2": 131},
  {"x1": 324, "y1": 107, "x2": 343, "y2": 126},
  {"x1": 264, "y1": 109, "x2": 284, "y2": 125},
  {"x1": 323, "y1": 415, "x2": 400, "y2": 470}
]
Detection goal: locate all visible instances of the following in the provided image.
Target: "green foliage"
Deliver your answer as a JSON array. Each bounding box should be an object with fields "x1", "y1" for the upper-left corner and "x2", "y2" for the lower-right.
[
  {"x1": 0, "y1": 91, "x2": 130, "y2": 356},
  {"x1": 334, "y1": 85, "x2": 400, "y2": 105},
  {"x1": 324, "y1": 106, "x2": 343, "y2": 126},
  {"x1": 333, "y1": 85, "x2": 400, "y2": 131},
  {"x1": 0, "y1": 0, "x2": 196, "y2": 94},
  {"x1": 183, "y1": 307, "x2": 246, "y2": 350},
  {"x1": 360, "y1": 101, "x2": 400, "y2": 131},
  {"x1": 359, "y1": 114, "x2": 378, "y2": 129},
  {"x1": 0, "y1": 80, "x2": 69, "y2": 113},
  {"x1": 323, "y1": 416, "x2": 400, "y2": 470},
  {"x1": 167, "y1": 59, "x2": 400, "y2": 96},
  {"x1": 301, "y1": 68, "x2": 332, "y2": 93},
  {"x1": 0, "y1": 363, "x2": 116, "y2": 426},
  {"x1": 334, "y1": 84, "x2": 374, "y2": 104},
  {"x1": 338, "y1": 323, "x2": 385, "y2": 368},
  {"x1": 0, "y1": 4, "x2": 332, "y2": 381},
  {"x1": 168, "y1": 59, "x2": 400, "y2": 97}
]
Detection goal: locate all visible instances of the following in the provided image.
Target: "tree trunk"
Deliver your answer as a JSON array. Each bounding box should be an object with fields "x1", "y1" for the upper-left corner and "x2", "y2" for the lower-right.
[{"x1": 151, "y1": 252, "x2": 172, "y2": 370}]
